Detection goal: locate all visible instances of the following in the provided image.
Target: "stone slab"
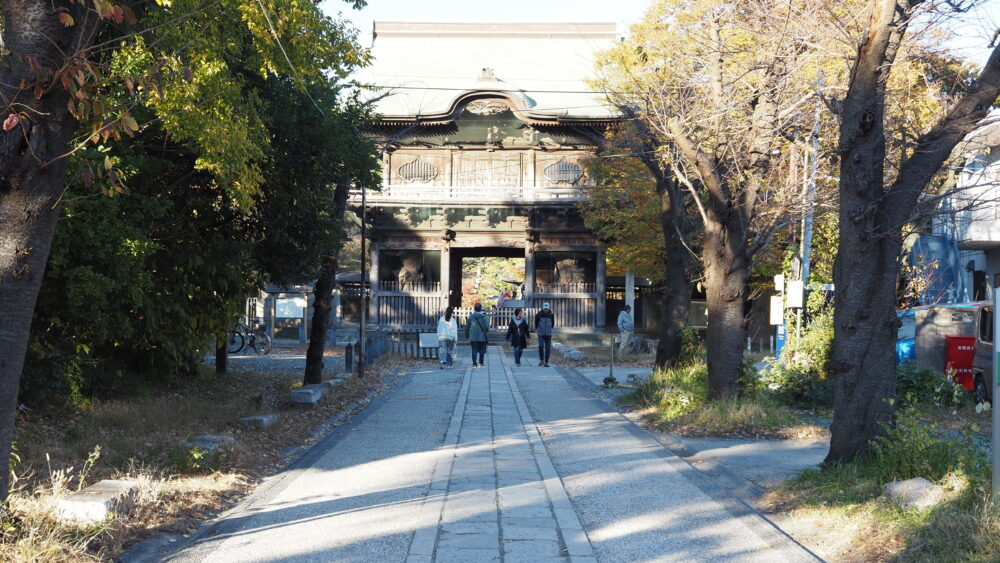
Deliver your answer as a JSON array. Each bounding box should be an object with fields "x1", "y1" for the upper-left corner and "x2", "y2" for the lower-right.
[
  {"x1": 56, "y1": 479, "x2": 139, "y2": 524},
  {"x1": 290, "y1": 383, "x2": 328, "y2": 406},
  {"x1": 238, "y1": 414, "x2": 278, "y2": 430}
]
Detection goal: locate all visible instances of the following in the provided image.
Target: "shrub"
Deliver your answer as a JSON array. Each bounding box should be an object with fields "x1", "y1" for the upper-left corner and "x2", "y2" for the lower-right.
[
  {"x1": 753, "y1": 309, "x2": 835, "y2": 407},
  {"x1": 756, "y1": 360, "x2": 834, "y2": 407},
  {"x1": 896, "y1": 362, "x2": 967, "y2": 408},
  {"x1": 677, "y1": 327, "x2": 706, "y2": 366},
  {"x1": 872, "y1": 407, "x2": 987, "y2": 483},
  {"x1": 626, "y1": 363, "x2": 707, "y2": 416},
  {"x1": 783, "y1": 308, "x2": 835, "y2": 379}
]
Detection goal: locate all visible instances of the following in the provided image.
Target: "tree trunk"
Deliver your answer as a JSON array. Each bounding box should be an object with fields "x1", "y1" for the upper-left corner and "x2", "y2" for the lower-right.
[
  {"x1": 654, "y1": 179, "x2": 694, "y2": 369},
  {"x1": 702, "y1": 221, "x2": 749, "y2": 399},
  {"x1": 0, "y1": 0, "x2": 95, "y2": 504},
  {"x1": 216, "y1": 338, "x2": 228, "y2": 374},
  {"x1": 304, "y1": 255, "x2": 337, "y2": 385},
  {"x1": 825, "y1": 0, "x2": 1000, "y2": 464}
]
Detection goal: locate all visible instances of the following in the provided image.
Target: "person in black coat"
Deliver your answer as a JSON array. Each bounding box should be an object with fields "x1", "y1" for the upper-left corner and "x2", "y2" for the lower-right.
[{"x1": 505, "y1": 308, "x2": 531, "y2": 367}]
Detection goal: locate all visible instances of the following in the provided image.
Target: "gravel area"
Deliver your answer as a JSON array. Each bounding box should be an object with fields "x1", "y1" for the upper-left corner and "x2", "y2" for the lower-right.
[{"x1": 206, "y1": 344, "x2": 347, "y2": 376}]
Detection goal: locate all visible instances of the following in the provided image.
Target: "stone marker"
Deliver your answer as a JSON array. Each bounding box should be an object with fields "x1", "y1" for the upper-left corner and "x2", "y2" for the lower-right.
[
  {"x1": 185, "y1": 435, "x2": 235, "y2": 453},
  {"x1": 238, "y1": 414, "x2": 278, "y2": 430},
  {"x1": 291, "y1": 383, "x2": 329, "y2": 407},
  {"x1": 883, "y1": 477, "x2": 944, "y2": 509},
  {"x1": 56, "y1": 479, "x2": 139, "y2": 524}
]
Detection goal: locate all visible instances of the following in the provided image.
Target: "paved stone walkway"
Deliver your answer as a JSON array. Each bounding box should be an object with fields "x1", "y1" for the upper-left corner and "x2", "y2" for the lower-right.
[
  {"x1": 407, "y1": 347, "x2": 591, "y2": 562},
  {"x1": 132, "y1": 346, "x2": 818, "y2": 563}
]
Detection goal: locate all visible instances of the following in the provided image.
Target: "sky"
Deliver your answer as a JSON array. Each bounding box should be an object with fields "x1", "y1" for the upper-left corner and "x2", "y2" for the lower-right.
[
  {"x1": 320, "y1": 0, "x2": 999, "y2": 69},
  {"x1": 319, "y1": 0, "x2": 654, "y2": 51}
]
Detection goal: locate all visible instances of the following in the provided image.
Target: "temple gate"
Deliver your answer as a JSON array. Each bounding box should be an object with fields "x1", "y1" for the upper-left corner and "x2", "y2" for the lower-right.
[{"x1": 350, "y1": 22, "x2": 621, "y2": 331}]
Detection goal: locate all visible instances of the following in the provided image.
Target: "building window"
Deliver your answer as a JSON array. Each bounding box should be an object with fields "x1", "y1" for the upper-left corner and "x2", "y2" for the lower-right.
[
  {"x1": 543, "y1": 160, "x2": 583, "y2": 184},
  {"x1": 398, "y1": 159, "x2": 438, "y2": 183}
]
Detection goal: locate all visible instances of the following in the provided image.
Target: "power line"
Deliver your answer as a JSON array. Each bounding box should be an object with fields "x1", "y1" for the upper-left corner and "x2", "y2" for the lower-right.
[{"x1": 254, "y1": 0, "x2": 326, "y2": 116}]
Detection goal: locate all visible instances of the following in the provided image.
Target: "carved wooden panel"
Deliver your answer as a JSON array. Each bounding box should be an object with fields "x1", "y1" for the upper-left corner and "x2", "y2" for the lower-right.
[
  {"x1": 543, "y1": 160, "x2": 583, "y2": 184},
  {"x1": 398, "y1": 159, "x2": 438, "y2": 183}
]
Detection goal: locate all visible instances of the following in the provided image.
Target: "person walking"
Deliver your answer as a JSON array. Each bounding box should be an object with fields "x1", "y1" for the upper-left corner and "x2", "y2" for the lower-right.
[
  {"x1": 466, "y1": 303, "x2": 490, "y2": 368},
  {"x1": 437, "y1": 306, "x2": 458, "y2": 369},
  {"x1": 505, "y1": 308, "x2": 531, "y2": 367},
  {"x1": 617, "y1": 304, "x2": 635, "y2": 354},
  {"x1": 534, "y1": 302, "x2": 555, "y2": 367}
]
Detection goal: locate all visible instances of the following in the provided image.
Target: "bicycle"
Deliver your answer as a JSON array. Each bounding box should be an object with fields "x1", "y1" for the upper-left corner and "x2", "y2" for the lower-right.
[{"x1": 226, "y1": 319, "x2": 272, "y2": 355}]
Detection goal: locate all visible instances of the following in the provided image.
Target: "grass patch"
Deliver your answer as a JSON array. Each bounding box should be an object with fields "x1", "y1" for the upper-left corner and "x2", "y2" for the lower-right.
[
  {"x1": 2, "y1": 351, "x2": 420, "y2": 562},
  {"x1": 624, "y1": 363, "x2": 826, "y2": 438},
  {"x1": 764, "y1": 408, "x2": 998, "y2": 561}
]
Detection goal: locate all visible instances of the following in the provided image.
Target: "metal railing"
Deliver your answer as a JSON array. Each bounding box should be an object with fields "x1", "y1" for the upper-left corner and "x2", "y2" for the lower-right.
[{"x1": 344, "y1": 328, "x2": 439, "y2": 370}]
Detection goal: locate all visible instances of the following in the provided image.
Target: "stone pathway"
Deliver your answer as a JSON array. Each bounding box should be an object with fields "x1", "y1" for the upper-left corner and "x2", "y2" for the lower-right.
[
  {"x1": 130, "y1": 346, "x2": 818, "y2": 563},
  {"x1": 407, "y1": 347, "x2": 591, "y2": 563}
]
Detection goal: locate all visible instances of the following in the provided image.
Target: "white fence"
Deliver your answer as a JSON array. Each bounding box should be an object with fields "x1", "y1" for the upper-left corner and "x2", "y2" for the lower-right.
[{"x1": 350, "y1": 184, "x2": 591, "y2": 203}]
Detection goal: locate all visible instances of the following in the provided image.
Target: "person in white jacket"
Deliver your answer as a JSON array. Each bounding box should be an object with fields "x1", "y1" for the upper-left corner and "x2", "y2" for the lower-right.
[{"x1": 437, "y1": 306, "x2": 459, "y2": 368}]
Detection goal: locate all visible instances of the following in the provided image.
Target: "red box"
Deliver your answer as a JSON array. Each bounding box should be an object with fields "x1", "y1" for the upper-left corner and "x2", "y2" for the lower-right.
[{"x1": 945, "y1": 335, "x2": 976, "y2": 390}]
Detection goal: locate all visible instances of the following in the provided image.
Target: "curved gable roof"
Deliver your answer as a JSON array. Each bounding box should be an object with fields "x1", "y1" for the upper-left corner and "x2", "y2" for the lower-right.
[{"x1": 360, "y1": 22, "x2": 621, "y2": 124}]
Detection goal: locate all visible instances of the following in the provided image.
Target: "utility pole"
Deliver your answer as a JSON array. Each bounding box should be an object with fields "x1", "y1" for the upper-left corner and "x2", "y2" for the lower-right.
[
  {"x1": 357, "y1": 182, "x2": 368, "y2": 378},
  {"x1": 800, "y1": 73, "x2": 822, "y2": 288}
]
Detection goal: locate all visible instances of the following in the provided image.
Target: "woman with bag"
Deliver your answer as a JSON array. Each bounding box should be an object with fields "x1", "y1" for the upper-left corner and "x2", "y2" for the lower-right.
[
  {"x1": 505, "y1": 308, "x2": 531, "y2": 367},
  {"x1": 437, "y1": 306, "x2": 458, "y2": 368}
]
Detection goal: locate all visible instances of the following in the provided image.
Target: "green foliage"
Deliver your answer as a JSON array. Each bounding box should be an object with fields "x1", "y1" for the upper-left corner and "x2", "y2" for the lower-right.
[
  {"x1": 677, "y1": 327, "x2": 706, "y2": 366},
  {"x1": 20, "y1": 1, "x2": 378, "y2": 408},
  {"x1": 756, "y1": 308, "x2": 835, "y2": 406},
  {"x1": 578, "y1": 152, "x2": 667, "y2": 282},
  {"x1": 896, "y1": 363, "x2": 968, "y2": 409},
  {"x1": 872, "y1": 408, "x2": 986, "y2": 484},
  {"x1": 254, "y1": 80, "x2": 380, "y2": 286},
  {"x1": 165, "y1": 445, "x2": 220, "y2": 474},
  {"x1": 629, "y1": 364, "x2": 708, "y2": 418},
  {"x1": 22, "y1": 128, "x2": 259, "y2": 405},
  {"x1": 461, "y1": 257, "x2": 524, "y2": 307},
  {"x1": 629, "y1": 362, "x2": 806, "y2": 436}
]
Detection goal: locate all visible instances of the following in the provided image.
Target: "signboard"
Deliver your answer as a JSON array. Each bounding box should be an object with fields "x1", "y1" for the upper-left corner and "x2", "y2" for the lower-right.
[
  {"x1": 786, "y1": 280, "x2": 804, "y2": 309},
  {"x1": 769, "y1": 295, "x2": 784, "y2": 325},
  {"x1": 275, "y1": 296, "x2": 307, "y2": 318},
  {"x1": 419, "y1": 333, "x2": 440, "y2": 348}
]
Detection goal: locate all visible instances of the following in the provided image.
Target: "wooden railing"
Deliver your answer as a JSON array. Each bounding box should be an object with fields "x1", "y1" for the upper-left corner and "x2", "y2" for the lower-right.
[
  {"x1": 535, "y1": 282, "x2": 597, "y2": 293},
  {"x1": 350, "y1": 184, "x2": 591, "y2": 203},
  {"x1": 453, "y1": 307, "x2": 541, "y2": 329}
]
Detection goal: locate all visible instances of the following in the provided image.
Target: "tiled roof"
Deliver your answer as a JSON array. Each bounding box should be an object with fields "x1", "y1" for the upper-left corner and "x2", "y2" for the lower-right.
[{"x1": 358, "y1": 22, "x2": 621, "y2": 123}]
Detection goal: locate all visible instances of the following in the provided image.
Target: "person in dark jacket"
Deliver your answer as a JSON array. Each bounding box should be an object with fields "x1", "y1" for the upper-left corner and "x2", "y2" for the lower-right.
[
  {"x1": 534, "y1": 303, "x2": 555, "y2": 367},
  {"x1": 505, "y1": 308, "x2": 531, "y2": 366},
  {"x1": 466, "y1": 303, "x2": 489, "y2": 368}
]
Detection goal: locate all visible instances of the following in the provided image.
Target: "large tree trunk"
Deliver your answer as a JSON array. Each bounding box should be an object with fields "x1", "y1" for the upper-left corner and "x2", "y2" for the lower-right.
[
  {"x1": 825, "y1": 0, "x2": 1000, "y2": 464},
  {"x1": 702, "y1": 221, "x2": 749, "y2": 399},
  {"x1": 654, "y1": 179, "x2": 694, "y2": 369},
  {"x1": 304, "y1": 255, "x2": 337, "y2": 385},
  {"x1": 0, "y1": 0, "x2": 95, "y2": 503}
]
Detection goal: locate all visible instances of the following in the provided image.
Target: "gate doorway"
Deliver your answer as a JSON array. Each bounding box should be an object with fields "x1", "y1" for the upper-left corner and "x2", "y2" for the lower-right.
[{"x1": 449, "y1": 247, "x2": 525, "y2": 309}]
